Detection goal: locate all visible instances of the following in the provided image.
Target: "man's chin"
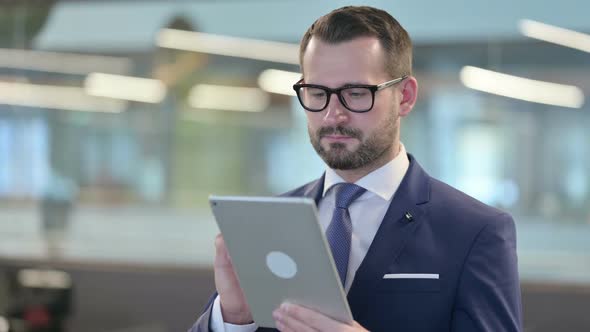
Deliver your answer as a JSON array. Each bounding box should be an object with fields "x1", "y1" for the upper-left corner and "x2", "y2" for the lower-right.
[
  {"x1": 320, "y1": 149, "x2": 359, "y2": 169},
  {"x1": 322, "y1": 157, "x2": 361, "y2": 170}
]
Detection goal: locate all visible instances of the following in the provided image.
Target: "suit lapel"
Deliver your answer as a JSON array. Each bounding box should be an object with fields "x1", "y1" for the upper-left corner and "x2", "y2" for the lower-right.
[
  {"x1": 347, "y1": 155, "x2": 431, "y2": 317},
  {"x1": 302, "y1": 173, "x2": 325, "y2": 205}
]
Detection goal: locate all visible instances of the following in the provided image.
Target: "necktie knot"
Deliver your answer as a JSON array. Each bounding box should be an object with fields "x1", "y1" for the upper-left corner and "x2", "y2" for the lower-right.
[{"x1": 333, "y1": 183, "x2": 366, "y2": 209}]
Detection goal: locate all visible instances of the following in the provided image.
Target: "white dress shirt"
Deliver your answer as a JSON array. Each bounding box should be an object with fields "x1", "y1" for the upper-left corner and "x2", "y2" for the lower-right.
[{"x1": 211, "y1": 144, "x2": 410, "y2": 332}]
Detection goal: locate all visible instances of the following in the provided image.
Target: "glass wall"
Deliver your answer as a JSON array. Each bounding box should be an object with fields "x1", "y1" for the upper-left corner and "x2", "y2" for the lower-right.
[{"x1": 0, "y1": 1, "x2": 588, "y2": 284}]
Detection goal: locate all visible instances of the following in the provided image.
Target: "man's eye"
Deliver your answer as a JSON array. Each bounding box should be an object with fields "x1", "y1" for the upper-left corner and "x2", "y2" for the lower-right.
[
  {"x1": 310, "y1": 91, "x2": 326, "y2": 98},
  {"x1": 345, "y1": 89, "x2": 368, "y2": 98}
]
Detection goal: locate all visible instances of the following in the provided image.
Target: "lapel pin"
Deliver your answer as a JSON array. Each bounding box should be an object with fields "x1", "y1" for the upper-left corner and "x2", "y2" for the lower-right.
[{"x1": 405, "y1": 212, "x2": 413, "y2": 222}]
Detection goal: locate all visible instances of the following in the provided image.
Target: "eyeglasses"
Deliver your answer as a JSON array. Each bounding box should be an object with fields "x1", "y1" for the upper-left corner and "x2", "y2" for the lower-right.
[{"x1": 292, "y1": 75, "x2": 408, "y2": 113}]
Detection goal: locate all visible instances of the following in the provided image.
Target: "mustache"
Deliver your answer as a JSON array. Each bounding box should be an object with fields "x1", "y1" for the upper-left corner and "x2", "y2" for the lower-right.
[{"x1": 317, "y1": 126, "x2": 362, "y2": 139}]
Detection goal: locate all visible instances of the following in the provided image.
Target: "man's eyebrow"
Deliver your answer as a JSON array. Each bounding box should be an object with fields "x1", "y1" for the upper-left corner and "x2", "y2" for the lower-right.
[
  {"x1": 340, "y1": 81, "x2": 371, "y2": 87},
  {"x1": 305, "y1": 81, "x2": 371, "y2": 87}
]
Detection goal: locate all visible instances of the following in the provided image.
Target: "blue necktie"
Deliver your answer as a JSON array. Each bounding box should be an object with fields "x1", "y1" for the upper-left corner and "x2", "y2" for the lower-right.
[{"x1": 326, "y1": 183, "x2": 366, "y2": 287}]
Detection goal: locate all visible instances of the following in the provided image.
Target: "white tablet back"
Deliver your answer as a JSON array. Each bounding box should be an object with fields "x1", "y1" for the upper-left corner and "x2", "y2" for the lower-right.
[{"x1": 209, "y1": 195, "x2": 353, "y2": 328}]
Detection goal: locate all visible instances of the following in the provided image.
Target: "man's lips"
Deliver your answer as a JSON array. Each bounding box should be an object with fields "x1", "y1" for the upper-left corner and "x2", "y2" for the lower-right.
[{"x1": 322, "y1": 135, "x2": 356, "y2": 142}]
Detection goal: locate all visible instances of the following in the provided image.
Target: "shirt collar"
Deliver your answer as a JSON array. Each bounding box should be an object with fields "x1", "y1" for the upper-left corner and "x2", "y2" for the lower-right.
[{"x1": 323, "y1": 143, "x2": 410, "y2": 201}]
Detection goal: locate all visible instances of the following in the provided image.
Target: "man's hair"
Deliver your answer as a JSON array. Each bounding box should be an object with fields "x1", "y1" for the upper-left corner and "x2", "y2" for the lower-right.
[{"x1": 299, "y1": 6, "x2": 412, "y2": 78}]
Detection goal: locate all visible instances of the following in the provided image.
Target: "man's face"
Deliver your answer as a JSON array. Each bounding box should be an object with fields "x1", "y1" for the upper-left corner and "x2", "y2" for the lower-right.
[{"x1": 301, "y1": 36, "x2": 401, "y2": 170}]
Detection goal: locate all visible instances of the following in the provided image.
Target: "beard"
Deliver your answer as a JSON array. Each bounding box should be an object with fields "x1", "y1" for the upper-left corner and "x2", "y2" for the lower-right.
[{"x1": 308, "y1": 112, "x2": 398, "y2": 170}]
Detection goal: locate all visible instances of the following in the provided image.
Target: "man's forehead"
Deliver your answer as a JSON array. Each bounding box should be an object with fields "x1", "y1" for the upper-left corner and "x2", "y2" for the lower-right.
[
  {"x1": 302, "y1": 36, "x2": 387, "y2": 86},
  {"x1": 304, "y1": 36, "x2": 383, "y2": 55}
]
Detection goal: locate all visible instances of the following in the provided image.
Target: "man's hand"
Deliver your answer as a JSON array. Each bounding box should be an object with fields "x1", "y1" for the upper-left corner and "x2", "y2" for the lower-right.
[
  {"x1": 214, "y1": 234, "x2": 253, "y2": 324},
  {"x1": 273, "y1": 303, "x2": 368, "y2": 332}
]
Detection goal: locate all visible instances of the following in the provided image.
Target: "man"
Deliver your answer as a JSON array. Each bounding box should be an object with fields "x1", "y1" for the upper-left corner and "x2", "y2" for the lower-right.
[{"x1": 189, "y1": 5, "x2": 522, "y2": 332}]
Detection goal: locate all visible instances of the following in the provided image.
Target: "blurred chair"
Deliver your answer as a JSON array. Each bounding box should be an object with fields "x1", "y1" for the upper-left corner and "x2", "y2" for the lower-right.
[{"x1": 2, "y1": 268, "x2": 73, "y2": 332}]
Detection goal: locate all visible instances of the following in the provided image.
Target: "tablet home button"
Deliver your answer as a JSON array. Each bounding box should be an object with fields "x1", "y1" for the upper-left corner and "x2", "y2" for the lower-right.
[{"x1": 266, "y1": 251, "x2": 297, "y2": 279}]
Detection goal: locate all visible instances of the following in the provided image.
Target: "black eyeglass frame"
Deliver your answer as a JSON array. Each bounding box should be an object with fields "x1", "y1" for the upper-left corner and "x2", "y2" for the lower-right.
[{"x1": 292, "y1": 75, "x2": 408, "y2": 113}]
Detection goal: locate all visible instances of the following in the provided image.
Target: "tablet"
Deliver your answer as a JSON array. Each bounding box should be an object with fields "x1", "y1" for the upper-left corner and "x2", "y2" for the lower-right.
[{"x1": 209, "y1": 195, "x2": 353, "y2": 328}]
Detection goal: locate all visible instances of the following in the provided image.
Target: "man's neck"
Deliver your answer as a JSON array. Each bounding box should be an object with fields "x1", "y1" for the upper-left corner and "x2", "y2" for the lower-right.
[{"x1": 334, "y1": 142, "x2": 401, "y2": 183}]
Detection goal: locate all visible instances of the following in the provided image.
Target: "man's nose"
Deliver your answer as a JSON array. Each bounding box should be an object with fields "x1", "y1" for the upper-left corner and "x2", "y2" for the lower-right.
[{"x1": 323, "y1": 94, "x2": 350, "y2": 125}]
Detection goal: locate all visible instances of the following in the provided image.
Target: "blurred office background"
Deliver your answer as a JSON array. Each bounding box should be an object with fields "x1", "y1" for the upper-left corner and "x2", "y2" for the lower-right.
[{"x1": 0, "y1": 0, "x2": 589, "y2": 331}]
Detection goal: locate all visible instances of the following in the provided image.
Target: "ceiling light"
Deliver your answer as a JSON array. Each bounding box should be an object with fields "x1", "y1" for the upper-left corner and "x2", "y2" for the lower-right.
[
  {"x1": 0, "y1": 48, "x2": 132, "y2": 74},
  {"x1": 0, "y1": 80, "x2": 126, "y2": 113},
  {"x1": 189, "y1": 84, "x2": 270, "y2": 112},
  {"x1": 156, "y1": 29, "x2": 299, "y2": 65},
  {"x1": 519, "y1": 19, "x2": 590, "y2": 53},
  {"x1": 85, "y1": 73, "x2": 167, "y2": 103},
  {"x1": 258, "y1": 69, "x2": 301, "y2": 96},
  {"x1": 460, "y1": 66, "x2": 584, "y2": 108}
]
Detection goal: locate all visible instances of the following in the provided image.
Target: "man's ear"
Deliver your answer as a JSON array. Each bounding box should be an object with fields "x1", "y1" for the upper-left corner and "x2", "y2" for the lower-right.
[{"x1": 399, "y1": 76, "x2": 418, "y2": 117}]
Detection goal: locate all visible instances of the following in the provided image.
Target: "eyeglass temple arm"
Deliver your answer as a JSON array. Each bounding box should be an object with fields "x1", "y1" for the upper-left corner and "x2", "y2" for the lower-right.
[{"x1": 376, "y1": 75, "x2": 409, "y2": 90}]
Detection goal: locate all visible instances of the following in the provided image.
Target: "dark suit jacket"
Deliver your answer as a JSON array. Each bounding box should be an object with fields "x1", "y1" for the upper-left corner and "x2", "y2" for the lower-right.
[{"x1": 189, "y1": 154, "x2": 523, "y2": 331}]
